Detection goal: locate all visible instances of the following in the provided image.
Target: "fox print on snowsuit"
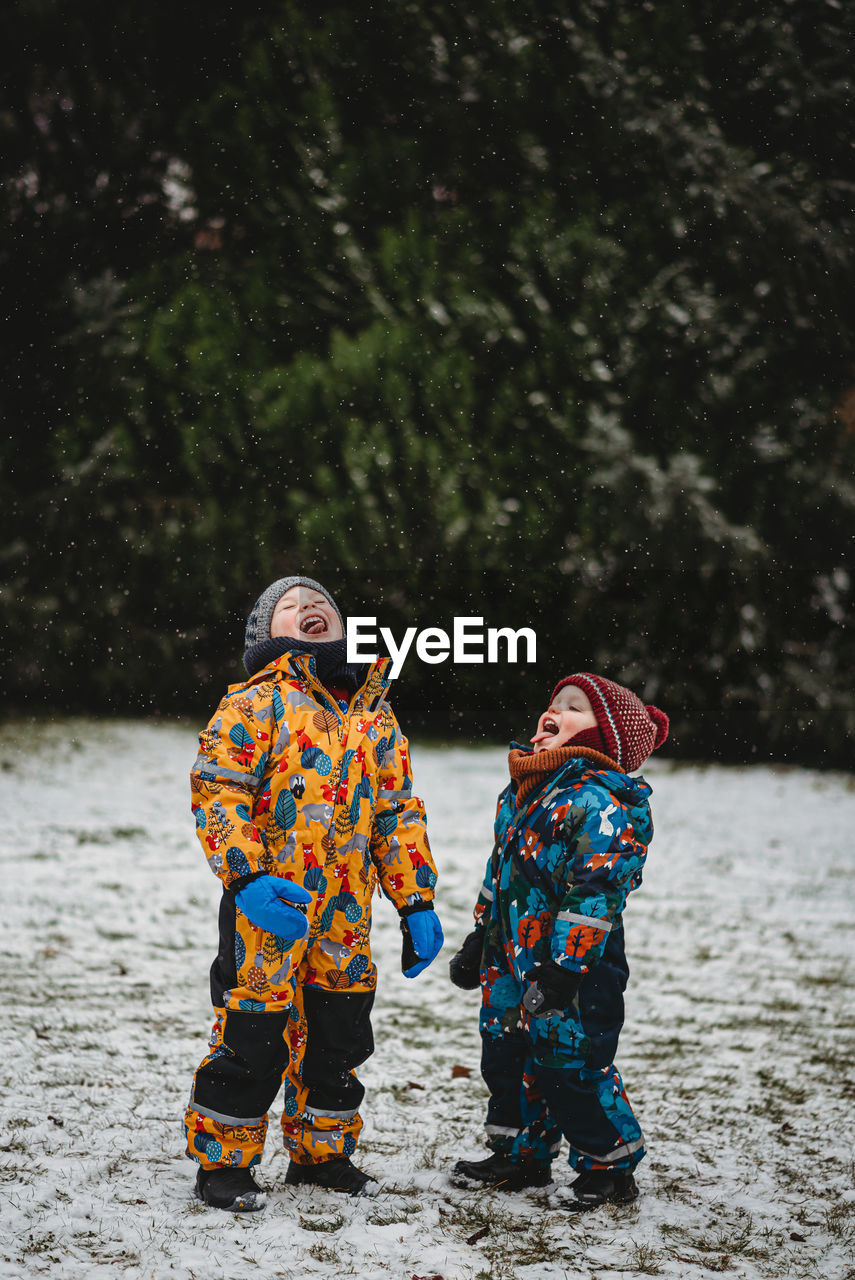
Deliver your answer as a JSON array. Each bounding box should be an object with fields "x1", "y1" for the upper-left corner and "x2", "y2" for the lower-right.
[
  {"x1": 474, "y1": 749, "x2": 653, "y2": 1173},
  {"x1": 184, "y1": 650, "x2": 437, "y2": 1172}
]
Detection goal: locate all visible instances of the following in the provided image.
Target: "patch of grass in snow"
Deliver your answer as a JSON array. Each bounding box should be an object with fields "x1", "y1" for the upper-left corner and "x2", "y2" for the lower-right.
[
  {"x1": 19, "y1": 1230, "x2": 61, "y2": 1257},
  {"x1": 661, "y1": 1210, "x2": 782, "y2": 1270},
  {"x1": 651, "y1": 1172, "x2": 698, "y2": 1204},
  {"x1": 823, "y1": 1201, "x2": 855, "y2": 1246},
  {"x1": 645, "y1": 1034, "x2": 694, "y2": 1053},
  {"x1": 766, "y1": 996, "x2": 804, "y2": 1014},
  {"x1": 298, "y1": 1211, "x2": 346, "y2": 1233},
  {"x1": 366, "y1": 1203, "x2": 421, "y2": 1226},
  {"x1": 754, "y1": 1067, "x2": 808, "y2": 1107},
  {"x1": 358, "y1": 1137, "x2": 399, "y2": 1157},
  {"x1": 802, "y1": 969, "x2": 852, "y2": 988},
  {"x1": 307, "y1": 1240, "x2": 341, "y2": 1263},
  {"x1": 378, "y1": 1182, "x2": 425, "y2": 1203},
  {"x1": 78, "y1": 1038, "x2": 119, "y2": 1055},
  {"x1": 439, "y1": 1195, "x2": 517, "y2": 1240},
  {"x1": 808, "y1": 1045, "x2": 855, "y2": 1076},
  {"x1": 435, "y1": 1196, "x2": 569, "y2": 1276},
  {"x1": 92, "y1": 1248, "x2": 143, "y2": 1266},
  {"x1": 497, "y1": 1212, "x2": 560, "y2": 1269},
  {"x1": 413, "y1": 1136, "x2": 445, "y2": 1169},
  {"x1": 613, "y1": 1242, "x2": 664, "y2": 1274},
  {"x1": 0, "y1": 1134, "x2": 29, "y2": 1155},
  {"x1": 383, "y1": 1082, "x2": 429, "y2": 1106},
  {"x1": 80, "y1": 826, "x2": 146, "y2": 843}
]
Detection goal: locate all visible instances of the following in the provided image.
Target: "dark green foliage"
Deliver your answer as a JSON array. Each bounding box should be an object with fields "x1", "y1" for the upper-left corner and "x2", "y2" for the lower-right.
[{"x1": 3, "y1": 2, "x2": 854, "y2": 764}]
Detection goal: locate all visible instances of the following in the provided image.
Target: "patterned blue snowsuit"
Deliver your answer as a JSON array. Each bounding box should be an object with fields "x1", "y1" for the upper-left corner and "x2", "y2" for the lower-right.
[{"x1": 474, "y1": 753, "x2": 653, "y2": 1172}]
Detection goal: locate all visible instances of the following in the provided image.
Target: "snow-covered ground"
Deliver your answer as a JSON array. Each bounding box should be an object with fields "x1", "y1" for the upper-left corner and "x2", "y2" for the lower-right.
[{"x1": 1, "y1": 718, "x2": 853, "y2": 1280}]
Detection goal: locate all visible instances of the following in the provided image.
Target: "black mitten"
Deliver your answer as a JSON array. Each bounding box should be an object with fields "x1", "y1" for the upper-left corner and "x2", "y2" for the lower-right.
[
  {"x1": 522, "y1": 961, "x2": 582, "y2": 1015},
  {"x1": 448, "y1": 927, "x2": 485, "y2": 990}
]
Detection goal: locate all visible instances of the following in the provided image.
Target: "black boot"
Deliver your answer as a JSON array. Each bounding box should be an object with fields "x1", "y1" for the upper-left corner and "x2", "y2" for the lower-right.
[
  {"x1": 284, "y1": 1157, "x2": 378, "y2": 1198},
  {"x1": 194, "y1": 1165, "x2": 266, "y2": 1213},
  {"x1": 559, "y1": 1167, "x2": 638, "y2": 1211},
  {"x1": 450, "y1": 1152, "x2": 552, "y2": 1191}
]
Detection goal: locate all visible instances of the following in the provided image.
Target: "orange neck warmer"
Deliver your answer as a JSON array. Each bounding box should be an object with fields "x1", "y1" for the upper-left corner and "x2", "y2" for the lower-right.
[{"x1": 508, "y1": 744, "x2": 620, "y2": 810}]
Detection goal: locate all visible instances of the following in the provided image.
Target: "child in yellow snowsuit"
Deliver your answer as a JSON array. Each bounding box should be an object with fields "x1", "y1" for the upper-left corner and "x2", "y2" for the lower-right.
[{"x1": 185, "y1": 576, "x2": 443, "y2": 1211}]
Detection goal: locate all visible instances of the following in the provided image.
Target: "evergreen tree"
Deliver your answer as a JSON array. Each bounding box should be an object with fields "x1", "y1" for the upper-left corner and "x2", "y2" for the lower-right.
[{"x1": 3, "y1": 1, "x2": 853, "y2": 762}]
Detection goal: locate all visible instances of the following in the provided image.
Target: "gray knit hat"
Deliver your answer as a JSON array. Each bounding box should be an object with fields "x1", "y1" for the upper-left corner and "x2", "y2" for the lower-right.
[{"x1": 244, "y1": 575, "x2": 344, "y2": 650}]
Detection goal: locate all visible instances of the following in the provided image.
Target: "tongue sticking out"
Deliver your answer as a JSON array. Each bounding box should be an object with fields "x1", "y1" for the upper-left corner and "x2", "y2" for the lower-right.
[{"x1": 301, "y1": 615, "x2": 327, "y2": 636}]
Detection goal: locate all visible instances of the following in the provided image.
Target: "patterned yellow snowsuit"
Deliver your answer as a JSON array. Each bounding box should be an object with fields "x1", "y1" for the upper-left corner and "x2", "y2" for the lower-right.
[{"x1": 184, "y1": 651, "x2": 436, "y2": 1170}]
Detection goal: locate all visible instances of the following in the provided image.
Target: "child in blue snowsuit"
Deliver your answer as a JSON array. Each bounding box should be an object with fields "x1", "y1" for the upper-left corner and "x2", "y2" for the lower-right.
[{"x1": 449, "y1": 672, "x2": 668, "y2": 1210}]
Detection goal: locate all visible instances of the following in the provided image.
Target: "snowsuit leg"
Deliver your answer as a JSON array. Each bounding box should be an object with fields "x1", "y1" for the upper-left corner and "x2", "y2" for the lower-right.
[
  {"x1": 280, "y1": 972, "x2": 373, "y2": 1167},
  {"x1": 185, "y1": 1005, "x2": 292, "y2": 1170},
  {"x1": 528, "y1": 928, "x2": 645, "y2": 1172},
  {"x1": 480, "y1": 1031, "x2": 562, "y2": 1168},
  {"x1": 478, "y1": 931, "x2": 560, "y2": 1169},
  {"x1": 281, "y1": 977, "x2": 375, "y2": 1166},
  {"x1": 184, "y1": 890, "x2": 299, "y2": 1170}
]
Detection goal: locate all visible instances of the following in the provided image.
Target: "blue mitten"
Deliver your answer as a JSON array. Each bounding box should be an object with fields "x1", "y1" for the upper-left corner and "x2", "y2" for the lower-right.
[
  {"x1": 400, "y1": 908, "x2": 444, "y2": 978},
  {"x1": 235, "y1": 875, "x2": 313, "y2": 941}
]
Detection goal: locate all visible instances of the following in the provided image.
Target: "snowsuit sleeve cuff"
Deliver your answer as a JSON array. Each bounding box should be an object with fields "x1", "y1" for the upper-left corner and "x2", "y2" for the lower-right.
[
  {"x1": 228, "y1": 869, "x2": 266, "y2": 896},
  {"x1": 397, "y1": 900, "x2": 435, "y2": 918}
]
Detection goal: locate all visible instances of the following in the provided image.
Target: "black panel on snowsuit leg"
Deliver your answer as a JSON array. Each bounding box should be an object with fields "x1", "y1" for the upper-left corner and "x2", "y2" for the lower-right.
[
  {"x1": 302, "y1": 987, "x2": 375, "y2": 1114},
  {"x1": 575, "y1": 927, "x2": 629, "y2": 1071},
  {"x1": 480, "y1": 1030, "x2": 527, "y2": 1135},
  {"x1": 193, "y1": 1009, "x2": 291, "y2": 1119},
  {"x1": 535, "y1": 1063, "x2": 624, "y2": 1158},
  {"x1": 210, "y1": 888, "x2": 239, "y2": 1008}
]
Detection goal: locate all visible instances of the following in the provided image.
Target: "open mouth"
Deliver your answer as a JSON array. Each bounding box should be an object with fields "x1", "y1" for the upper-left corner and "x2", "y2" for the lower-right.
[
  {"x1": 300, "y1": 613, "x2": 328, "y2": 636},
  {"x1": 542, "y1": 717, "x2": 559, "y2": 735}
]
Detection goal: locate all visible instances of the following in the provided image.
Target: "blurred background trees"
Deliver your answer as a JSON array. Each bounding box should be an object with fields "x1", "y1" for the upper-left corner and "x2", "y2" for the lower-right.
[{"x1": 3, "y1": 0, "x2": 854, "y2": 763}]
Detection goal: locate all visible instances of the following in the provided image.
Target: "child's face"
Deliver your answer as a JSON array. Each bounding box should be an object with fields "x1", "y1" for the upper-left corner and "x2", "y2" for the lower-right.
[
  {"x1": 530, "y1": 684, "x2": 598, "y2": 753},
  {"x1": 270, "y1": 585, "x2": 343, "y2": 642}
]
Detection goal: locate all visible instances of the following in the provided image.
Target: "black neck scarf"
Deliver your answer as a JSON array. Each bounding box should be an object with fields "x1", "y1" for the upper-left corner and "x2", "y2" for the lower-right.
[{"x1": 243, "y1": 635, "x2": 368, "y2": 694}]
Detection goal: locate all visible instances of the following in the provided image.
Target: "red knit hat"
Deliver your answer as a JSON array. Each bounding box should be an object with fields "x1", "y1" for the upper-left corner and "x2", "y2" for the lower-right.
[{"x1": 550, "y1": 673, "x2": 669, "y2": 772}]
